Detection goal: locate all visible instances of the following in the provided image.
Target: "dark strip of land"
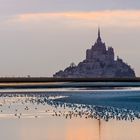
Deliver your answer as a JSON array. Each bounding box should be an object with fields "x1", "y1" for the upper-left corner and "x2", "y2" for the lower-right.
[
  {"x1": 0, "y1": 77, "x2": 139, "y2": 83},
  {"x1": 0, "y1": 77, "x2": 139, "y2": 89}
]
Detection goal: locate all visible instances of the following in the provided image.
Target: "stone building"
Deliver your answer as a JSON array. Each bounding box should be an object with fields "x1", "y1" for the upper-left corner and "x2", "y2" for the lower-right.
[{"x1": 53, "y1": 28, "x2": 135, "y2": 78}]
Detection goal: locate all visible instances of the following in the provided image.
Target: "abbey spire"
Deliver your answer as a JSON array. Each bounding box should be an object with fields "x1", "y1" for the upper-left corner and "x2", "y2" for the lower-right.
[
  {"x1": 97, "y1": 27, "x2": 102, "y2": 43},
  {"x1": 98, "y1": 27, "x2": 100, "y2": 38}
]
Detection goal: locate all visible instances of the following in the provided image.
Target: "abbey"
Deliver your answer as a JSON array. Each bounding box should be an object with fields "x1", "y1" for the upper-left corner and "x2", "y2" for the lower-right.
[{"x1": 53, "y1": 28, "x2": 136, "y2": 78}]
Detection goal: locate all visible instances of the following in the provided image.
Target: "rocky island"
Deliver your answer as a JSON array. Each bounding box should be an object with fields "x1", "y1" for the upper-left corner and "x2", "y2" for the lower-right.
[{"x1": 54, "y1": 28, "x2": 135, "y2": 78}]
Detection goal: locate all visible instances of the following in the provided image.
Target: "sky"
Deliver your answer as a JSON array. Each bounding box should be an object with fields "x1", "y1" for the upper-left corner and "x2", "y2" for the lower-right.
[{"x1": 0, "y1": 0, "x2": 140, "y2": 77}]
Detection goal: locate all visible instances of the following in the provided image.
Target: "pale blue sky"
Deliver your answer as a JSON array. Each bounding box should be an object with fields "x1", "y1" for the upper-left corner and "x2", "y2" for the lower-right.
[
  {"x1": 0, "y1": 0, "x2": 140, "y2": 77},
  {"x1": 0, "y1": 0, "x2": 140, "y2": 14}
]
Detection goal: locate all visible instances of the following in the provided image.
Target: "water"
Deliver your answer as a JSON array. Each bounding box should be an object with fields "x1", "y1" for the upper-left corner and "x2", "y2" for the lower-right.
[{"x1": 0, "y1": 83, "x2": 140, "y2": 140}]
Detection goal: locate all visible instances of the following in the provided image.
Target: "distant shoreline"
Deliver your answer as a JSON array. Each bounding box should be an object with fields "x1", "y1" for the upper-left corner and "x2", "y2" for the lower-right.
[
  {"x1": 0, "y1": 77, "x2": 138, "y2": 89},
  {"x1": 0, "y1": 77, "x2": 139, "y2": 83}
]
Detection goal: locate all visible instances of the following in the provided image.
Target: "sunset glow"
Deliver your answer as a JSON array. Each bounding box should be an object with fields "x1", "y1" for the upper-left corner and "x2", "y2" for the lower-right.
[{"x1": 15, "y1": 10, "x2": 140, "y2": 27}]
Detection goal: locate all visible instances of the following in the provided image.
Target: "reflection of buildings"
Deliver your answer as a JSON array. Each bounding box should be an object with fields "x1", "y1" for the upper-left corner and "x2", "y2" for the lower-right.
[{"x1": 54, "y1": 28, "x2": 135, "y2": 78}]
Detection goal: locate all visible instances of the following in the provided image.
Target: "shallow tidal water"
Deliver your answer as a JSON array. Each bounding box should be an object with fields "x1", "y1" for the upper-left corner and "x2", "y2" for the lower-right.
[{"x1": 0, "y1": 85, "x2": 140, "y2": 140}]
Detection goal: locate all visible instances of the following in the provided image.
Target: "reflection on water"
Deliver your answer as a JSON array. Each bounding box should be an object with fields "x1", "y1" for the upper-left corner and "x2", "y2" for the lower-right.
[{"x1": 0, "y1": 88, "x2": 140, "y2": 140}]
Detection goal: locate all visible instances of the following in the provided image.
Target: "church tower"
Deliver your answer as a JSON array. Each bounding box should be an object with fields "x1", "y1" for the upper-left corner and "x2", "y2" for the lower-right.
[{"x1": 86, "y1": 28, "x2": 106, "y2": 60}]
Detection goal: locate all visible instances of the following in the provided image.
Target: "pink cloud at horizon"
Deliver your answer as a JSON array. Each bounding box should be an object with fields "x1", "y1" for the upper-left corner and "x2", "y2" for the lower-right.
[{"x1": 11, "y1": 10, "x2": 140, "y2": 28}]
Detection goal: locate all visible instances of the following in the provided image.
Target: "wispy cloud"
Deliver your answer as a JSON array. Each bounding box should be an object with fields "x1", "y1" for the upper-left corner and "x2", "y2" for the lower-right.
[{"x1": 6, "y1": 10, "x2": 140, "y2": 28}]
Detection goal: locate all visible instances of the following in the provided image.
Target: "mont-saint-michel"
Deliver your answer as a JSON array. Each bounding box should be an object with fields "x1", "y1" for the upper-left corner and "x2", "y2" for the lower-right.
[{"x1": 54, "y1": 28, "x2": 135, "y2": 78}]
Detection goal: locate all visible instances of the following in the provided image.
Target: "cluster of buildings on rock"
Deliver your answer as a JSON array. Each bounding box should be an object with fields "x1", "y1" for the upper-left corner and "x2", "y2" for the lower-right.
[{"x1": 53, "y1": 28, "x2": 135, "y2": 78}]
